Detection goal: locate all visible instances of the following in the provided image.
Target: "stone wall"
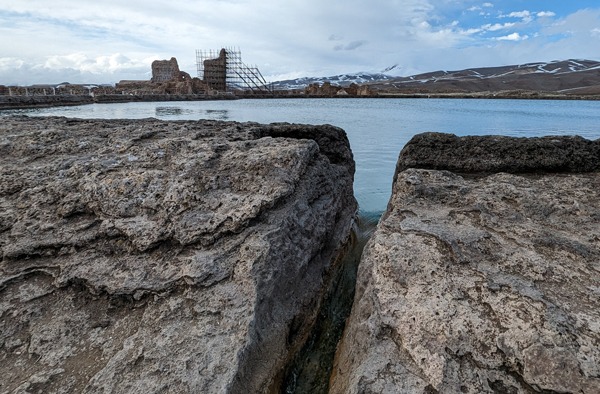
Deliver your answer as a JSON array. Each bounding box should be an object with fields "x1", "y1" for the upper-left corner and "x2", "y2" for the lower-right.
[
  {"x1": 203, "y1": 49, "x2": 227, "y2": 91},
  {"x1": 151, "y1": 57, "x2": 181, "y2": 83}
]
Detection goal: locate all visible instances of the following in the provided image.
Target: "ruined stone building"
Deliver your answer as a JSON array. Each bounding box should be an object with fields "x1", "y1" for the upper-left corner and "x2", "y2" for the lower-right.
[
  {"x1": 116, "y1": 57, "x2": 201, "y2": 94},
  {"x1": 196, "y1": 48, "x2": 272, "y2": 94},
  {"x1": 151, "y1": 58, "x2": 182, "y2": 83},
  {"x1": 202, "y1": 49, "x2": 227, "y2": 92}
]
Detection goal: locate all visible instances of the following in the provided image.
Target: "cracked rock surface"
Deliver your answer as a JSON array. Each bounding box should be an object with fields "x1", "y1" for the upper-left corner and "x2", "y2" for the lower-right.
[
  {"x1": 331, "y1": 133, "x2": 600, "y2": 393},
  {"x1": 0, "y1": 116, "x2": 356, "y2": 393}
]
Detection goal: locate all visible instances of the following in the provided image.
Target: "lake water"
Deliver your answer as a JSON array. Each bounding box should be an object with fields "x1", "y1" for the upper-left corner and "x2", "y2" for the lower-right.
[{"x1": 4, "y1": 98, "x2": 600, "y2": 216}]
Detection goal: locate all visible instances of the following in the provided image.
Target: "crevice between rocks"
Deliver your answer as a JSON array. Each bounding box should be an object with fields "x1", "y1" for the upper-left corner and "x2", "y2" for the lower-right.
[{"x1": 279, "y1": 212, "x2": 379, "y2": 394}]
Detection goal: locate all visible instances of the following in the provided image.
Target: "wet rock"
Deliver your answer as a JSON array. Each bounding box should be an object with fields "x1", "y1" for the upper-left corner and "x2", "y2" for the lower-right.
[
  {"x1": 0, "y1": 116, "x2": 356, "y2": 393},
  {"x1": 331, "y1": 134, "x2": 600, "y2": 393}
]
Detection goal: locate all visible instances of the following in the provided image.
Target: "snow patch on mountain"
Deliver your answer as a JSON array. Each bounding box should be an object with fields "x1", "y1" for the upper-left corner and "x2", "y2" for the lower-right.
[
  {"x1": 270, "y1": 72, "x2": 393, "y2": 90},
  {"x1": 269, "y1": 59, "x2": 600, "y2": 92}
]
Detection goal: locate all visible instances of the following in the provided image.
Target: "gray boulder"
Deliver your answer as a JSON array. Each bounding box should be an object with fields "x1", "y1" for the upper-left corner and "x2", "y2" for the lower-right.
[
  {"x1": 331, "y1": 133, "x2": 600, "y2": 393},
  {"x1": 0, "y1": 116, "x2": 356, "y2": 393}
]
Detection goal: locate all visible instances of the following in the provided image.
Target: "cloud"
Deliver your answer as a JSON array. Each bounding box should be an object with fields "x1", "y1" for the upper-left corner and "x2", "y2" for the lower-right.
[
  {"x1": 468, "y1": 2, "x2": 493, "y2": 12},
  {"x1": 0, "y1": 1, "x2": 599, "y2": 84},
  {"x1": 502, "y1": 10, "x2": 534, "y2": 23},
  {"x1": 0, "y1": 57, "x2": 26, "y2": 71},
  {"x1": 0, "y1": 53, "x2": 152, "y2": 85},
  {"x1": 42, "y1": 53, "x2": 149, "y2": 74},
  {"x1": 543, "y1": 8, "x2": 600, "y2": 36},
  {"x1": 0, "y1": 0, "x2": 443, "y2": 82},
  {"x1": 494, "y1": 32, "x2": 528, "y2": 41},
  {"x1": 482, "y1": 22, "x2": 515, "y2": 32},
  {"x1": 507, "y1": 11, "x2": 531, "y2": 18},
  {"x1": 334, "y1": 40, "x2": 367, "y2": 51}
]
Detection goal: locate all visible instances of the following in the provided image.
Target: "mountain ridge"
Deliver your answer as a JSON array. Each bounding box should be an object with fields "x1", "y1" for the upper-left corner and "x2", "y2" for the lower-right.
[
  {"x1": 270, "y1": 72, "x2": 394, "y2": 90},
  {"x1": 271, "y1": 59, "x2": 600, "y2": 95}
]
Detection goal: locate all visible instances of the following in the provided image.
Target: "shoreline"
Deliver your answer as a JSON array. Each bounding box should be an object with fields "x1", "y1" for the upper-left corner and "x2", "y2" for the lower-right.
[
  {"x1": 0, "y1": 93, "x2": 239, "y2": 110},
  {"x1": 1, "y1": 91, "x2": 599, "y2": 110}
]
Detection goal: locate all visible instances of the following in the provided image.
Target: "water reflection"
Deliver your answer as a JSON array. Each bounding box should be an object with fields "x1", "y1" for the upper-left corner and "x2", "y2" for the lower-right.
[
  {"x1": 155, "y1": 106, "x2": 188, "y2": 116},
  {"x1": 204, "y1": 109, "x2": 229, "y2": 120}
]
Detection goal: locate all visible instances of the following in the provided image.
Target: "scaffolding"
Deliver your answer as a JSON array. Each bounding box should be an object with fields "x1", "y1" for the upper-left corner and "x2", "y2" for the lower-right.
[{"x1": 195, "y1": 47, "x2": 272, "y2": 94}]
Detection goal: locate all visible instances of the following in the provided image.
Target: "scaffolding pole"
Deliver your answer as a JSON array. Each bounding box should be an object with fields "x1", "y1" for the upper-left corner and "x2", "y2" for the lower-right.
[{"x1": 196, "y1": 47, "x2": 273, "y2": 94}]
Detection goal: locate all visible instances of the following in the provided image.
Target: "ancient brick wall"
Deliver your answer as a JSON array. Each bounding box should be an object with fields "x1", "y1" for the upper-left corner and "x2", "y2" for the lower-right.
[
  {"x1": 151, "y1": 57, "x2": 181, "y2": 83},
  {"x1": 203, "y1": 49, "x2": 227, "y2": 91}
]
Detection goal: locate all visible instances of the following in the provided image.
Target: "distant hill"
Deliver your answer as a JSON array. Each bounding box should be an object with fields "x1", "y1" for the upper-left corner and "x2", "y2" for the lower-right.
[
  {"x1": 270, "y1": 72, "x2": 393, "y2": 90},
  {"x1": 367, "y1": 59, "x2": 600, "y2": 95},
  {"x1": 271, "y1": 60, "x2": 600, "y2": 96}
]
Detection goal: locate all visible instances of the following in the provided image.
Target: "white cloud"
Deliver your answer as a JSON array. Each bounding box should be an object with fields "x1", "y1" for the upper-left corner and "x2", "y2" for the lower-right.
[
  {"x1": 544, "y1": 9, "x2": 600, "y2": 36},
  {"x1": 494, "y1": 32, "x2": 528, "y2": 41},
  {"x1": 470, "y1": 2, "x2": 493, "y2": 11},
  {"x1": 537, "y1": 11, "x2": 556, "y2": 18},
  {"x1": 592, "y1": 28, "x2": 600, "y2": 37},
  {"x1": 43, "y1": 53, "x2": 150, "y2": 74},
  {"x1": 0, "y1": 1, "x2": 599, "y2": 84},
  {"x1": 507, "y1": 11, "x2": 531, "y2": 18},
  {"x1": 482, "y1": 22, "x2": 516, "y2": 32},
  {"x1": 1, "y1": 0, "x2": 446, "y2": 82},
  {"x1": 503, "y1": 10, "x2": 534, "y2": 23},
  {"x1": 0, "y1": 58, "x2": 26, "y2": 71}
]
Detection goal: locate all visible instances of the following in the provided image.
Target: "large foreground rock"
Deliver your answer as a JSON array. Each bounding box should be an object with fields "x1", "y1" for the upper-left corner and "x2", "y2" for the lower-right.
[
  {"x1": 0, "y1": 116, "x2": 357, "y2": 393},
  {"x1": 331, "y1": 133, "x2": 600, "y2": 393}
]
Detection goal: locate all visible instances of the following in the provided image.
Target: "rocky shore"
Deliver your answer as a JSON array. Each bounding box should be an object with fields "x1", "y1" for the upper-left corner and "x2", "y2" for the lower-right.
[
  {"x1": 0, "y1": 116, "x2": 356, "y2": 393},
  {"x1": 2, "y1": 116, "x2": 599, "y2": 393},
  {"x1": 331, "y1": 133, "x2": 600, "y2": 393},
  {"x1": 0, "y1": 94, "x2": 238, "y2": 110},
  {"x1": 2, "y1": 91, "x2": 599, "y2": 112}
]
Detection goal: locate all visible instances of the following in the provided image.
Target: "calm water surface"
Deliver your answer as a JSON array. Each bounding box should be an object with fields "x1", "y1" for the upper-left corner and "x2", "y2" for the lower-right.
[{"x1": 5, "y1": 98, "x2": 600, "y2": 215}]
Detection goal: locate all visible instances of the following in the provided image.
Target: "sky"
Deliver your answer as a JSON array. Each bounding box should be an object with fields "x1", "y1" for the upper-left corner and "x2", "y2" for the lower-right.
[{"x1": 0, "y1": 0, "x2": 599, "y2": 85}]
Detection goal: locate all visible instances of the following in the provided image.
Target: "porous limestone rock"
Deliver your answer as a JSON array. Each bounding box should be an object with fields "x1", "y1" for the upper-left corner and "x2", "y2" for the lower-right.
[
  {"x1": 0, "y1": 116, "x2": 356, "y2": 393},
  {"x1": 331, "y1": 134, "x2": 600, "y2": 393},
  {"x1": 396, "y1": 132, "x2": 600, "y2": 174}
]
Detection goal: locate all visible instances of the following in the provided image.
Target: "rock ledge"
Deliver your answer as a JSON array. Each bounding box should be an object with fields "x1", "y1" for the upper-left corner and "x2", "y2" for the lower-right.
[
  {"x1": 332, "y1": 133, "x2": 600, "y2": 393},
  {"x1": 0, "y1": 116, "x2": 356, "y2": 393}
]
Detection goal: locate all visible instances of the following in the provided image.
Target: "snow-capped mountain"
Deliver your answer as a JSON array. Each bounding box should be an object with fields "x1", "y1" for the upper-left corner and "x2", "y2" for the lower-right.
[
  {"x1": 369, "y1": 59, "x2": 600, "y2": 94},
  {"x1": 270, "y1": 60, "x2": 600, "y2": 95},
  {"x1": 270, "y1": 72, "x2": 394, "y2": 90}
]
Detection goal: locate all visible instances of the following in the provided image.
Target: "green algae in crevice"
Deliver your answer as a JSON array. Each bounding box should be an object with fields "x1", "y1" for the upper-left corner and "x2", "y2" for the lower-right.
[{"x1": 281, "y1": 212, "x2": 379, "y2": 394}]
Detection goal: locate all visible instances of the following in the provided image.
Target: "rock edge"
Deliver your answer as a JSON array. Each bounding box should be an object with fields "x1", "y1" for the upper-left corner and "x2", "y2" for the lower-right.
[
  {"x1": 0, "y1": 116, "x2": 357, "y2": 393},
  {"x1": 331, "y1": 133, "x2": 600, "y2": 393}
]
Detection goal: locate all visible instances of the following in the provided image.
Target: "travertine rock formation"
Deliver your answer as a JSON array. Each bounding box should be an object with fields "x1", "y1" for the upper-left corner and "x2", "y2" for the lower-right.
[
  {"x1": 0, "y1": 116, "x2": 356, "y2": 393},
  {"x1": 331, "y1": 133, "x2": 600, "y2": 393},
  {"x1": 396, "y1": 132, "x2": 600, "y2": 174}
]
